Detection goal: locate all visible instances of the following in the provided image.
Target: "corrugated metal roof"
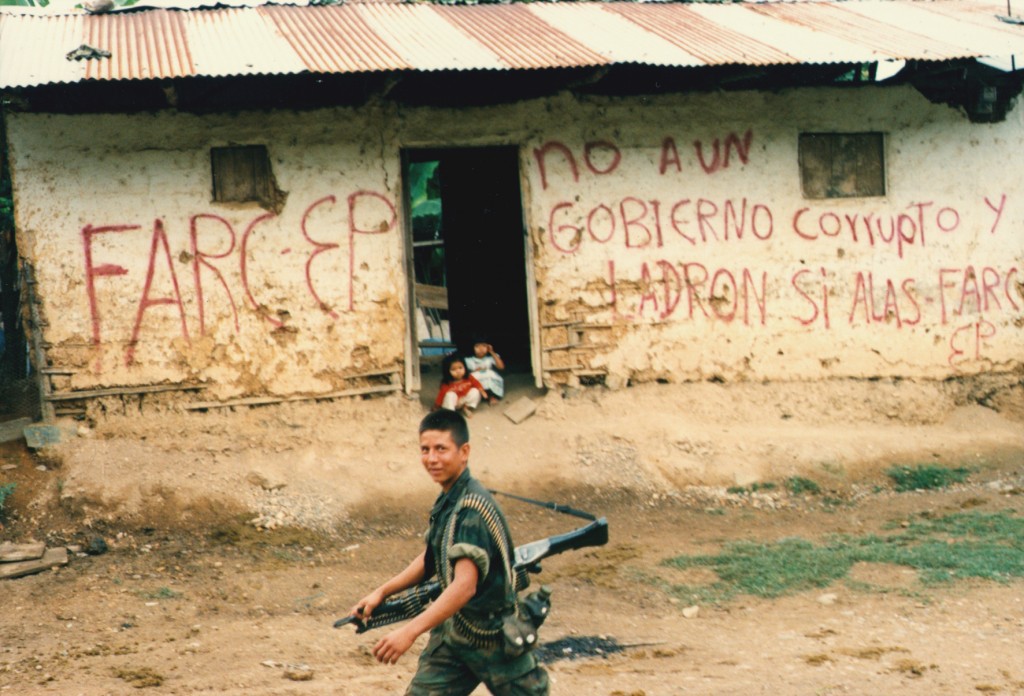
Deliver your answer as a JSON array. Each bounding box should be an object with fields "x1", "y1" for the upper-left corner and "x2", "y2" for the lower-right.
[
  {"x1": 436, "y1": 5, "x2": 608, "y2": 69},
  {"x1": 1, "y1": 0, "x2": 1021, "y2": 89},
  {"x1": 83, "y1": 11, "x2": 194, "y2": 80},
  {"x1": 260, "y1": 4, "x2": 409, "y2": 73},
  {"x1": 750, "y1": 3, "x2": 969, "y2": 59},
  {"x1": 603, "y1": 3, "x2": 796, "y2": 66}
]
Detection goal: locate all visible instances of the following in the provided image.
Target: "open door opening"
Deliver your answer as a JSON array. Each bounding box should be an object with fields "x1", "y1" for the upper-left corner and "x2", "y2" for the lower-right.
[{"x1": 404, "y1": 146, "x2": 533, "y2": 396}]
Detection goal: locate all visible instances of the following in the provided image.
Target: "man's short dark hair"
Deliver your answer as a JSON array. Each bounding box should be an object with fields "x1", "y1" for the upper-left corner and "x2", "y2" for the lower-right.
[{"x1": 419, "y1": 409, "x2": 469, "y2": 447}]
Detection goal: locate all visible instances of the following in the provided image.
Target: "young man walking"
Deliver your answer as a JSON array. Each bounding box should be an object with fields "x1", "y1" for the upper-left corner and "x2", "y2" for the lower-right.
[{"x1": 350, "y1": 409, "x2": 549, "y2": 695}]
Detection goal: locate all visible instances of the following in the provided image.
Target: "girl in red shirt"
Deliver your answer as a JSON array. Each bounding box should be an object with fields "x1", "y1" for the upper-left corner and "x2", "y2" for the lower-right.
[{"x1": 434, "y1": 355, "x2": 487, "y2": 417}]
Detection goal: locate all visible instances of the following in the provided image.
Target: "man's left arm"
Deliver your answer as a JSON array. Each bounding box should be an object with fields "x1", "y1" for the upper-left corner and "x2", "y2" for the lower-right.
[{"x1": 371, "y1": 556, "x2": 478, "y2": 665}]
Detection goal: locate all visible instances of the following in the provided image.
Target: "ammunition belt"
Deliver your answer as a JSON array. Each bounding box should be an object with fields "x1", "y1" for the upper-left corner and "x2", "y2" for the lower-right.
[{"x1": 440, "y1": 492, "x2": 514, "y2": 647}]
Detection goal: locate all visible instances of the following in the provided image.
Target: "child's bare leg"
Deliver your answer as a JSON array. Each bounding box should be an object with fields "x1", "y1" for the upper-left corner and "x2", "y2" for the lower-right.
[{"x1": 463, "y1": 388, "x2": 483, "y2": 411}]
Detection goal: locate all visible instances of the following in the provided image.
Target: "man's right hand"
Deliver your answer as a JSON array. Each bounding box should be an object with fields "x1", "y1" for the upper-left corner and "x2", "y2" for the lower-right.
[{"x1": 350, "y1": 588, "x2": 385, "y2": 620}]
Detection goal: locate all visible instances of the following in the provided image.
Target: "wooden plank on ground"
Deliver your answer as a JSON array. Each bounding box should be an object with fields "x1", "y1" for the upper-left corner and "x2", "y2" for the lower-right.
[
  {"x1": 0, "y1": 417, "x2": 32, "y2": 444},
  {"x1": 0, "y1": 547, "x2": 68, "y2": 580},
  {"x1": 0, "y1": 541, "x2": 46, "y2": 562},
  {"x1": 504, "y1": 397, "x2": 538, "y2": 425}
]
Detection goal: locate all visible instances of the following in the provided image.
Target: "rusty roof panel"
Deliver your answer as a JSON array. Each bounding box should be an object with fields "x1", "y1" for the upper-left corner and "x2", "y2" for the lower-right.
[
  {"x1": 528, "y1": 4, "x2": 707, "y2": 67},
  {"x1": 82, "y1": 10, "x2": 193, "y2": 80},
  {"x1": 1, "y1": 1, "x2": 1023, "y2": 89},
  {"x1": 604, "y1": 3, "x2": 796, "y2": 66},
  {"x1": 435, "y1": 4, "x2": 608, "y2": 70},
  {"x1": 695, "y1": 3, "x2": 882, "y2": 65},
  {"x1": 359, "y1": 3, "x2": 505, "y2": 71},
  {"x1": 259, "y1": 4, "x2": 408, "y2": 73},
  {"x1": 749, "y1": 3, "x2": 973, "y2": 61},
  {"x1": 840, "y1": 2, "x2": 1024, "y2": 58}
]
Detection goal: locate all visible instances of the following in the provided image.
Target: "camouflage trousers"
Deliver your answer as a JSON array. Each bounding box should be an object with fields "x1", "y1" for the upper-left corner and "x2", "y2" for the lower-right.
[{"x1": 405, "y1": 628, "x2": 549, "y2": 696}]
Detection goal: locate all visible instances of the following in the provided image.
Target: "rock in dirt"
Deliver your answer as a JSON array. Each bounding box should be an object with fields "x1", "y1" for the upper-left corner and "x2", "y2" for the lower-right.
[
  {"x1": 283, "y1": 663, "x2": 314, "y2": 681},
  {"x1": 85, "y1": 536, "x2": 109, "y2": 555},
  {"x1": 247, "y1": 471, "x2": 287, "y2": 491}
]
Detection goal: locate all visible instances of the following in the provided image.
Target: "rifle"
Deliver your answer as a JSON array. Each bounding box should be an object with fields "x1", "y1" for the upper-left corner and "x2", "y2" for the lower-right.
[{"x1": 334, "y1": 516, "x2": 608, "y2": 633}]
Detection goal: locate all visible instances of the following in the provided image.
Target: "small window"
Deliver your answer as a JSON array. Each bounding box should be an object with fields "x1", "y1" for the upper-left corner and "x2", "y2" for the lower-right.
[
  {"x1": 211, "y1": 145, "x2": 285, "y2": 211},
  {"x1": 799, "y1": 133, "x2": 885, "y2": 199}
]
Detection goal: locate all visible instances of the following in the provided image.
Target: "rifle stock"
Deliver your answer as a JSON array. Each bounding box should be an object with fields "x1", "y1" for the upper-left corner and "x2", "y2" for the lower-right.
[
  {"x1": 334, "y1": 517, "x2": 608, "y2": 633},
  {"x1": 514, "y1": 518, "x2": 608, "y2": 571}
]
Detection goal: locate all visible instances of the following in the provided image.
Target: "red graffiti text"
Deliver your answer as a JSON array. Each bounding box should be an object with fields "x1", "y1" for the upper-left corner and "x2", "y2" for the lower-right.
[
  {"x1": 607, "y1": 259, "x2": 768, "y2": 326},
  {"x1": 547, "y1": 197, "x2": 773, "y2": 254}
]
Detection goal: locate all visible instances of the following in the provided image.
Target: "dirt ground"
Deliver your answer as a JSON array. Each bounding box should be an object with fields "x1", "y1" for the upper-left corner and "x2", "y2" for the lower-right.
[{"x1": 1, "y1": 375, "x2": 1024, "y2": 695}]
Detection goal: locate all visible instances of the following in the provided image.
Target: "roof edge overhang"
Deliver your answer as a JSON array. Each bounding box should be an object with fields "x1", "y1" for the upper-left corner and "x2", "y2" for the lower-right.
[{"x1": 2, "y1": 1, "x2": 1022, "y2": 91}]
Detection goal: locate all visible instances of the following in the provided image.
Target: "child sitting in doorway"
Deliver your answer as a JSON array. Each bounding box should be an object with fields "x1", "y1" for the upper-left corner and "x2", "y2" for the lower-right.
[
  {"x1": 464, "y1": 339, "x2": 505, "y2": 402},
  {"x1": 434, "y1": 353, "x2": 487, "y2": 417}
]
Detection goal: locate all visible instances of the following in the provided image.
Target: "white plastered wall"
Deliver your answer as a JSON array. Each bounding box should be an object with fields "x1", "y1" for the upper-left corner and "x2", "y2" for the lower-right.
[
  {"x1": 7, "y1": 107, "x2": 406, "y2": 398},
  {"x1": 6, "y1": 83, "x2": 1023, "y2": 398},
  {"x1": 516, "y1": 86, "x2": 1024, "y2": 384}
]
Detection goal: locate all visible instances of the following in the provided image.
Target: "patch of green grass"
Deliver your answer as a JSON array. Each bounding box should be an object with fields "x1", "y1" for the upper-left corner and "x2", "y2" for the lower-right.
[
  {"x1": 785, "y1": 476, "x2": 820, "y2": 495},
  {"x1": 886, "y1": 464, "x2": 970, "y2": 492},
  {"x1": 661, "y1": 510, "x2": 1024, "y2": 604},
  {"x1": 140, "y1": 587, "x2": 181, "y2": 600},
  {"x1": 727, "y1": 481, "x2": 778, "y2": 495}
]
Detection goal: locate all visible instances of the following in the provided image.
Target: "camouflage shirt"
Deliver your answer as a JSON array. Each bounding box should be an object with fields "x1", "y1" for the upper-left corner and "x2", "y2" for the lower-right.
[{"x1": 423, "y1": 468, "x2": 515, "y2": 644}]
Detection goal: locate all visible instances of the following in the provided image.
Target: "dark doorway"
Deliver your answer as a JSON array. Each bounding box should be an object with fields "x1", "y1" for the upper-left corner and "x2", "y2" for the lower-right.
[
  {"x1": 0, "y1": 225, "x2": 32, "y2": 421},
  {"x1": 405, "y1": 146, "x2": 532, "y2": 375},
  {"x1": 2, "y1": 119, "x2": 35, "y2": 422}
]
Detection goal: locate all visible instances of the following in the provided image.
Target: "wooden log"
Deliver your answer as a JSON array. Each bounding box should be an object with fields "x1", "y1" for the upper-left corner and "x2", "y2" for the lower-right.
[
  {"x1": 54, "y1": 408, "x2": 87, "y2": 417},
  {"x1": 0, "y1": 547, "x2": 68, "y2": 580},
  {"x1": 0, "y1": 541, "x2": 46, "y2": 562},
  {"x1": 23, "y1": 264, "x2": 55, "y2": 422},
  {"x1": 343, "y1": 368, "x2": 400, "y2": 380},
  {"x1": 183, "y1": 383, "x2": 400, "y2": 411},
  {"x1": 45, "y1": 384, "x2": 205, "y2": 402}
]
